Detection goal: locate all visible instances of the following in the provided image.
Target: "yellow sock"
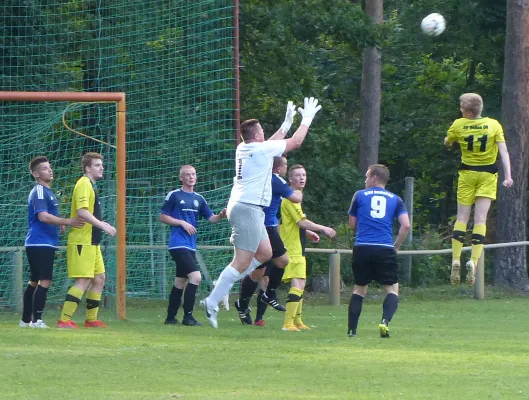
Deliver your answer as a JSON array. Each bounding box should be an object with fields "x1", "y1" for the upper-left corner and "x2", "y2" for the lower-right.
[
  {"x1": 86, "y1": 291, "x2": 102, "y2": 322},
  {"x1": 470, "y1": 224, "x2": 486, "y2": 264},
  {"x1": 59, "y1": 286, "x2": 84, "y2": 322},
  {"x1": 283, "y1": 287, "x2": 303, "y2": 327},
  {"x1": 294, "y1": 296, "x2": 304, "y2": 325},
  {"x1": 452, "y1": 221, "x2": 467, "y2": 261}
]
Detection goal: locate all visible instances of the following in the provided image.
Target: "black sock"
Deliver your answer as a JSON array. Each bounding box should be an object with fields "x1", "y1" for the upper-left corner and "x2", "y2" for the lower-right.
[
  {"x1": 22, "y1": 284, "x2": 36, "y2": 323},
  {"x1": 255, "y1": 289, "x2": 268, "y2": 321},
  {"x1": 183, "y1": 283, "x2": 198, "y2": 316},
  {"x1": 348, "y1": 294, "x2": 364, "y2": 334},
  {"x1": 239, "y1": 275, "x2": 259, "y2": 309},
  {"x1": 32, "y1": 285, "x2": 49, "y2": 322},
  {"x1": 265, "y1": 263, "x2": 284, "y2": 296},
  {"x1": 382, "y1": 293, "x2": 399, "y2": 324},
  {"x1": 166, "y1": 286, "x2": 184, "y2": 321}
]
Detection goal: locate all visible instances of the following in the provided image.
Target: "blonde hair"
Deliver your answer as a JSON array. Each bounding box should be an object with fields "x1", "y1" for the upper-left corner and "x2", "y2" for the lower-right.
[{"x1": 460, "y1": 93, "x2": 483, "y2": 116}]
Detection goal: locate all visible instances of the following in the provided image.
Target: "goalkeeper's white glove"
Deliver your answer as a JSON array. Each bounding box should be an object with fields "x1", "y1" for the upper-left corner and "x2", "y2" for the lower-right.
[
  {"x1": 280, "y1": 101, "x2": 297, "y2": 134},
  {"x1": 297, "y1": 97, "x2": 322, "y2": 127}
]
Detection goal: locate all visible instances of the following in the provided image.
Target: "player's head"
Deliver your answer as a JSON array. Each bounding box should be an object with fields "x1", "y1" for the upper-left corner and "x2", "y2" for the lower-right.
[
  {"x1": 459, "y1": 93, "x2": 483, "y2": 118},
  {"x1": 365, "y1": 164, "x2": 390, "y2": 188},
  {"x1": 273, "y1": 156, "x2": 288, "y2": 176},
  {"x1": 179, "y1": 165, "x2": 197, "y2": 189},
  {"x1": 82, "y1": 152, "x2": 104, "y2": 181},
  {"x1": 240, "y1": 119, "x2": 264, "y2": 143},
  {"x1": 29, "y1": 156, "x2": 53, "y2": 184},
  {"x1": 288, "y1": 164, "x2": 306, "y2": 190}
]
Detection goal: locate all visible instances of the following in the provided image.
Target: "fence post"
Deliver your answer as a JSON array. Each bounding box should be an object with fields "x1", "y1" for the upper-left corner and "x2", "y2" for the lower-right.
[
  {"x1": 10, "y1": 250, "x2": 23, "y2": 313},
  {"x1": 403, "y1": 177, "x2": 414, "y2": 283},
  {"x1": 474, "y1": 252, "x2": 485, "y2": 300},
  {"x1": 329, "y1": 253, "x2": 341, "y2": 306}
]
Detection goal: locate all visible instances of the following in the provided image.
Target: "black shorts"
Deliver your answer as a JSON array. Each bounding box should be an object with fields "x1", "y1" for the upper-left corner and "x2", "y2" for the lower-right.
[
  {"x1": 169, "y1": 249, "x2": 199, "y2": 278},
  {"x1": 351, "y1": 246, "x2": 398, "y2": 286},
  {"x1": 267, "y1": 226, "x2": 287, "y2": 259},
  {"x1": 26, "y1": 246, "x2": 56, "y2": 282}
]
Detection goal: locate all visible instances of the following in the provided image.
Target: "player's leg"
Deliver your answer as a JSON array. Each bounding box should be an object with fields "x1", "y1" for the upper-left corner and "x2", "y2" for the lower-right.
[
  {"x1": 235, "y1": 267, "x2": 264, "y2": 325},
  {"x1": 347, "y1": 247, "x2": 371, "y2": 337},
  {"x1": 165, "y1": 250, "x2": 187, "y2": 324},
  {"x1": 282, "y1": 256, "x2": 307, "y2": 331},
  {"x1": 30, "y1": 247, "x2": 55, "y2": 327},
  {"x1": 254, "y1": 274, "x2": 269, "y2": 326},
  {"x1": 84, "y1": 245, "x2": 107, "y2": 327},
  {"x1": 377, "y1": 248, "x2": 400, "y2": 338},
  {"x1": 261, "y1": 227, "x2": 288, "y2": 311},
  {"x1": 21, "y1": 247, "x2": 39, "y2": 326},
  {"x1": 204, "y1": 203, "x2": 270, "y2": 328},
  {"x1": 181, "y1": 251, "x2": 202, "y2": 326},
  {"x1": 452, "y1": 171, "x2": 474, "y2": 284},
  {"x1": 467, "y1": 172, "x2": 497, "y2": 284},
  {"x1": 58, "y1": 244, "x2": 93, "y2": 328}
]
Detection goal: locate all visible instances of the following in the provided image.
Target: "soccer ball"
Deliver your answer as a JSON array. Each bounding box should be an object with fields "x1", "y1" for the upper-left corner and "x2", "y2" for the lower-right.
[{"x1": 421, "y1": 13, "x2": 446, "y2": 37}]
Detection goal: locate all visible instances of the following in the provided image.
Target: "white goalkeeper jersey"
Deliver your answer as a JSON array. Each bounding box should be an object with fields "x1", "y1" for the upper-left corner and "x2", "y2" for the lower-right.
[{"x1": 229, "y1": 140, "x2": 286, "y2": 207}]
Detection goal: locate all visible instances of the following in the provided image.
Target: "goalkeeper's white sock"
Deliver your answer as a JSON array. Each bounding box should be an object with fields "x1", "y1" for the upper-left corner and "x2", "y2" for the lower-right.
[{"x1": 207, "y1": 265, "x2": 241, "y2": 307}]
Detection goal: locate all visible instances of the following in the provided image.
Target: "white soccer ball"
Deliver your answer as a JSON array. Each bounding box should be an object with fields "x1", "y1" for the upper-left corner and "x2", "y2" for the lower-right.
[{"x1": 421, "y1": 13, "x2": 446, "y2": 37}]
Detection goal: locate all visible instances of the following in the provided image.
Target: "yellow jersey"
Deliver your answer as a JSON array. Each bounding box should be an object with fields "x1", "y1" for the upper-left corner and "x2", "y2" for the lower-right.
[
  {"x1": 67, "y1": 176, "x2": 103, "y2": 245},
  {"x1": 446, "y1": 117, "x2": 505, "y2": 167},
  {"x1": 279, "y1": 198, "x2": 306, "y2": 257}
]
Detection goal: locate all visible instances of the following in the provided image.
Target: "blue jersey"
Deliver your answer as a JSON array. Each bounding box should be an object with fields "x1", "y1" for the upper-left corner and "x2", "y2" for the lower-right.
[
  {"x1": 348, "y1": 187, "x2": 407, "y2": 248},
  {"x1": 264, "y1": 174, "x2": 294, "y2": 227},
  {"x1": 160, "y1": 189, "x2": 214, "y2": 251},
  {"x1": 25, "y1": 184, "x2": 60, "y2": 248}
]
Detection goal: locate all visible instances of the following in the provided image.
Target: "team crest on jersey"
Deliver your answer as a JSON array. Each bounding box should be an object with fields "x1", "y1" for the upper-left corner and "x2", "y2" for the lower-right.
[{"x1": 193, "y1": 200, "x2": 199, "y2": 207}]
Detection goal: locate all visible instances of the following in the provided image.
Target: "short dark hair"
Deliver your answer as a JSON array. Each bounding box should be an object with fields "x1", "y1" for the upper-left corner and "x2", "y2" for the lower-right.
[
  {"x1": 273, "y1": 156, "x2": 287, "y2": 169},
  {"x1": 288, "y1": 164, "x2": 305, "y2": 177},
  {"x1": 240, "y1": 119, "x2": 260, "y2": 142},
  {"x1": 29, "y1": 156, "x2": 49, "y2": 173},
  {"x1": 368, "y1": 164, "x2": 390, "y2": 184},
  {"x1": 82, "y1": 152, "x2": 103, "y2": 172}
]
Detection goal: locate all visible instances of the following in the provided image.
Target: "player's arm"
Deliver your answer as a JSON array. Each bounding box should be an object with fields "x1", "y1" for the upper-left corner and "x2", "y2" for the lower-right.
[
  {"x1": 297, "y1": 218, "x2": 336, "y2": 238},
  {"x1": 286, "y1": 190, "x2": 303, "y2": 203},
  {"x1": 208, "y1": 208, "x2": 227, "y2": 224},
  {"x1": 269, "y1": 101, "x2": 297, "y2": 140},
  {"x1": 393, "y1": 213, "x2": 411, "y2": 251},
  {"x1": 159, "y1": 213, "x2": 197, "y2": 235},
  {"x1": 283, "y1": 97, "x2": 322, "y2": 154},
  {"x1": 306, "y1": 229, "x2": 320, "y2": 243},
  {"x1": 347, "y1": 191, "x2": 359, "y2": 231},
  {"x1": 444, "y1": 121, "x2": 458, "y2": 147},
  {"x1": 498, "y1": 142, "x2": 513, "y2": 187},
  {"x1": 37, "y1": 212, "x2": 84, "y2": 228},
  {"x1": 77, "y1": 208, "x2": 116, "y2": 236}
]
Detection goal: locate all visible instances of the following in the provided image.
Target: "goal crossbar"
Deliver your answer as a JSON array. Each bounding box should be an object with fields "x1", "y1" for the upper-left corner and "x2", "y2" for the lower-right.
[{"x1": 0, "y1": 91, "x2": 127, "y2": 320}]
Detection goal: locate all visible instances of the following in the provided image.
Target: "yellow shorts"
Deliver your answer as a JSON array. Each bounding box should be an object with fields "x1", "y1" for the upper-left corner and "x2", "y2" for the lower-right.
[
  {"x1": 282, "y1": 255, "x2": 307, "y2": 282},
  {"x1": 457, "y1": 170, "x2": 498, "y2": 206},
  {"x1": 67, "y1": 244, "x2": 105, "y2": 278}
]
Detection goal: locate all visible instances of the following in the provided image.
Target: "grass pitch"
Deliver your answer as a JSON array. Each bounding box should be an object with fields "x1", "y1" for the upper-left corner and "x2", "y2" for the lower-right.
[{"x1": 2, "y1": 287, "x2": 529, "y2": 399}]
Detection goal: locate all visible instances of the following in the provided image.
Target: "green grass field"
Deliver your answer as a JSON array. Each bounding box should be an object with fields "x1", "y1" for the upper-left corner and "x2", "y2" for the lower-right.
[{"x1": 2, "y1": 288, "x2": 529, "y2": 400}]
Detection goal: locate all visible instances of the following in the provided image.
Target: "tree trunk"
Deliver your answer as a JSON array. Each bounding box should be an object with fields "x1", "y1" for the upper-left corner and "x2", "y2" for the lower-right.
[
  {"x1": 358, "y1": 0, "x2": 382, "y2": 174},
  {"x1": 494, "y1": 0, "x2": 529, "y2": 289}
]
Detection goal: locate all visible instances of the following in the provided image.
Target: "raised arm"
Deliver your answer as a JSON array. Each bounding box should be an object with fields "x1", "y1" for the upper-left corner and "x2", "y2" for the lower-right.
[
  {"x1": 269, "y1": 101, "x2": 297, "y2": 140},
  {"x1": 283, "y1": 97, "x2": 322, "y2": 154}
]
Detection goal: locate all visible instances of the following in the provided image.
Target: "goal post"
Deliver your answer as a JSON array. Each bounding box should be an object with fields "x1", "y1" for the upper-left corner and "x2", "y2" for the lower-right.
[{"x1": 0, "y1": 91, "x2": 127, "y2": 320}]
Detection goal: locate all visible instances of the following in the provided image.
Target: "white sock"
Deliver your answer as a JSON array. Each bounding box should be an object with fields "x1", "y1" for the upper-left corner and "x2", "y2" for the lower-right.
[
  {"x1": 240, "y1": 258, "x2": 263, "y2": 279},
  {"x1": 207, "y1": 265, "x2": 241, "y2": 307}
]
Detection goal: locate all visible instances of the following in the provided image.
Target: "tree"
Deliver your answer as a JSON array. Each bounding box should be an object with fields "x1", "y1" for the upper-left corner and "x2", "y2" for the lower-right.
[
  {"x1": 358, "y1": 0, "x2": 383, "y2": 173},
  {"x1": 494, "y1": 0, "x2": 529, "y2": 289}
]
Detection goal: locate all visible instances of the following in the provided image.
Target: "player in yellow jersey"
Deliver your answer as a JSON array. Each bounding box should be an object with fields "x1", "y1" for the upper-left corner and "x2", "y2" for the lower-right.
[
  {"x1": 444, "y1": 93, "x2": 513, "y2": 285},
  {"x1": 57, "y1": 152, "x2": 117, "y2": 328},
  {"x1": 280, "y1": 164, "x2": 336, "y2": 331}
]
